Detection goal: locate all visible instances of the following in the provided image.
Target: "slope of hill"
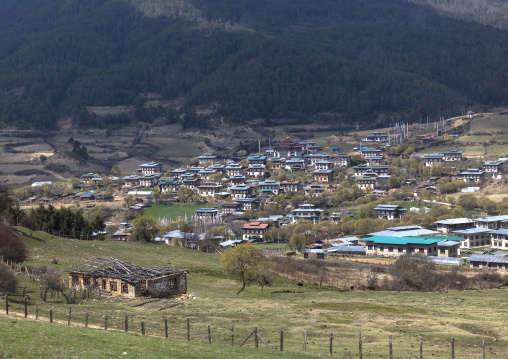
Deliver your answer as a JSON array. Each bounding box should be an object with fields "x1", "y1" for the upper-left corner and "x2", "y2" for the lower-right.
[{"x1": 0, "y1": 0, "x2": 508, "y2": 130}]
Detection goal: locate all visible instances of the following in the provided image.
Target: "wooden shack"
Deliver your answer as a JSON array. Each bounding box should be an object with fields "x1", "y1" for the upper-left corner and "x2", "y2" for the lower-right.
[{"x1": 67, "y1": 257, "x2": 189, "y2": 298}]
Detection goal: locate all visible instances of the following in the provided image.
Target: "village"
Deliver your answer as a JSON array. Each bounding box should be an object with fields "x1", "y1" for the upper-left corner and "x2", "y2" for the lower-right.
[{"x1": 14, "y1": 114, "x2": 508, "y2": 290}]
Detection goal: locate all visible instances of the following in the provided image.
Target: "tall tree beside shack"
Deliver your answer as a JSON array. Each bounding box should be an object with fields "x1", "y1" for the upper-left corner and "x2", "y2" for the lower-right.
[{"x1": 221, "y1": 243, "x2": 262, "y2": 296}]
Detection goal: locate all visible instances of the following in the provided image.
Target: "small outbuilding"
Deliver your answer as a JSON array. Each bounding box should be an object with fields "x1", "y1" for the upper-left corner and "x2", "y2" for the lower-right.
[{"x1": 67, "y1": 257, "x2": 189, "y2": 298}]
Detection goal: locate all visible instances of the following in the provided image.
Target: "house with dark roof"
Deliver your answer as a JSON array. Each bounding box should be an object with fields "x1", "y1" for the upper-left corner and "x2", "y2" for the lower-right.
[
  {"x1": 374, "y1": 204, "x2": 406, "y2": 220},
  {"x1": 291, "y1": 204, "x2": 323, "y2": 223},
  {"x1": 434, "y1": 218, "x2": 475, "y2": 234},
  {"x1": 423, "y1": 154, "x2": 444, "y2": 167},
  {"x1": 138, "y1": 161, "x2": 163, "y2": 175}
]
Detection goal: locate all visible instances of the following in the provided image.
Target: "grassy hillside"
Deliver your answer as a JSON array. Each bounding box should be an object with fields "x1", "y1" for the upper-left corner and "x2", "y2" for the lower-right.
[
  {"x1": 6, "y1": 228, "x2": 508, "y2": 357},
  {"x1": 1, "y1": 0, "x2": 508, "y2": 129}
]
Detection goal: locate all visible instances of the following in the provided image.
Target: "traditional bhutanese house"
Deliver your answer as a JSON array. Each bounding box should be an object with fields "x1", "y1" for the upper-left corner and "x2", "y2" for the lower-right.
[
  {"x1": 313, "y1": 169, "x2": 333, "y2": 183},
  {"x1": 123, "y1": 175, "x2": 139, "y2": 187},
  {"x1": 159, "y1": 178, "x2": 179, "y2": 193},
  {"x1": 452, "y1": 228, "x2": 492, "y2": 248},
  {"x1": 299, "y1": 140, "x2": 322, "y2": 152},
  {"x1": 374, "y1": 204, "x2": 406, "y2": 220},
  {"x1": 229, "y1": 184, "x2": 253, "y2": 198},
  {"x1": 229, "y1": 174, "x2": 246, "y2": 186},
  {"x1": 267, "y1": 157, "x2": 283, "y2": 170},
  {"x1": 371, "y1": 165, "x2": 389, "y2": 176},
  {"x1": 436, "y1": 239, "x2": 462, "y2": 257},
  {"x1": 171, "y1": 168, "x2": 188, "y2": 179},
  {"x1": 242, "y1": 222, "x2": 271, "y2": 242},
  {"x1": 309, "y1": 154, "x2": 331, "y2": 166},
  {"x1": 81, "y1": 173, "x2": 96, "y2": 185},
  {"x1": 452, "y1": 168, "x2": 485, "y2": 183},
  {"x1": 442, "y1": 149, "x2": 463, "y2": 162},
  {"x1": 353, "y1": 164, "x2": 371, "y2": 177},
  {"x1": 247, "y1": 155, "x2": 267, "y2": 165},
  {"x1": 246, "y1": 164, "x2": 266, "y2": 179},
  {"x1": 369, "y1": 225, "x2": 440, "y2": 237},
  {"x1": 304, "y1": 184, "x2": 325, "y2": 197},
  {"x1": 236, "y1": 197, "x2": 260, "y2": 211},
  {"x1": 139, "y1": 174, "x2": 159, "y2": 187},
  {"x1": 361, "y1": 148, "x2": 382, "y2": 157},
  {"x1": 434, "y1": 218, "x2": 475, "y2": 234},
  {"x1": 334, "y1": 153, "x2": 352, "y2": 167},
  {"x1": 365, "y1": 132, "x2": 388, "y2": 142},
  {"x1": 467, "y1": 254, "x2": 508, "y2": 270},
  {"x1": 285, "y1": 159, "x2": 306, "y2": 171},
  {"x1": 329, "y1": 211, "x2": 354, "y2": 222},
  {"x1": 291, "y1": 204, "x2": 323, "y2": 224},
  {"x1": 314, "y1": 160, "x2": 333, "y2": 170},
  {"x1": 273, "y1": 137, "x2": 303, "y2": 157},
  {"x1": 198, "y1": 169, "x2": 217, "y2": 181},
  {"x1": 181, "y1": 175, "x2": 200, "y2": 188},
  {"x1": 265, "y1": 149, "x2": 276, "y2": 157},
  {"x1": 225, "y1": 164, "x2": 244, "y2": 176},
  {"x1": 258, "y1": 180, "x2": 281, "y2": 196},
  {"x1": 474, "y1": 215, "x2": 508, "y2": 230},
  {"x1": 221, "y1": 202, "x2": 243, "y2": 215},
  {"x1": 75, "y1": 192, "x2": 95, "y2": 201},
  {"x1": 137, "y1": 161, "x2": 163, "y2": 176},
  {"x1": 483, "y1": 161, "x2": 503, "y2": 178},
  {"x1": 356, "y1": 176, "x2": 377, "y2": 191},
  {"x1": 112, "y1": 230, "x2": 131, "y2": 241},
  {"x1": 423, "y1": 154, "x2": 445, "y2": 167},
  {"x1": 365, "y1": 156, "x2": 383, "y2": 166},
  {"x1": 363, "y1": 236, "x2": 441, "y2": 257},
  {"x1": 197, "y1": 153, "x2": 217, "y2": 166},
  {"x1": 68, "y1": 257, "x2": 189, "y2": 298},
  {"x1": 210, "y1": 163, "x2": 226, "y2": 173},
  {"x1": 281, "y1": 180, "x2": 300, "y2": 193},
  {"x1": 194, "y1": 208, "x2": 220, "y2": 219},
  {"x1": 489, "y1": 229, "x2": 508, "y2": 249},
  {"x1": 188, "y1": 166, "x2": 205, "y2": 175},
  {"x1": 196, "y1": 182, "x2": 222, "y2": 197}
]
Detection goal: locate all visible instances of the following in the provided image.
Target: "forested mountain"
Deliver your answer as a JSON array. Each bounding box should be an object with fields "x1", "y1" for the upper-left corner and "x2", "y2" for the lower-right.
[{"x1": 0, "y1": 0, "x2": 508, "y2": 129}]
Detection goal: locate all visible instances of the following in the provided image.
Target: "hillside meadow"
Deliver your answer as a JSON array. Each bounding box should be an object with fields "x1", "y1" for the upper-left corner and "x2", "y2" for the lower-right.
[{"x1": 3, "y1": 228, "x2": 508, "y2": 358}]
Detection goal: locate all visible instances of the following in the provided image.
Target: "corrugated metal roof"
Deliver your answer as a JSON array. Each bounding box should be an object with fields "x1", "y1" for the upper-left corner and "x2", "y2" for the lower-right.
[
  {"x1": 427, "y1": 256, "x2": 464, "y2": 266},
  {"x1": 453, "y1": 228, "x2": 492, "y2": 234},
  {"x1": 326, "y1": 246, "x2": 366, "y2": 253},
  {"x1": 369, "y1": 229, "x2": 440, "y2": 237},
  {"x1": 490, "y1": 229, "x2": 508, "y2": 235},
  {"x1": 474, "y1": 215, "x2": 508, "y2": 222},
  {"x1": 467, "y1": 254, "x2": 508, "y2": 264},
  {"x1": 434, "y1": 218, "x2": 473, "y2": 225}
]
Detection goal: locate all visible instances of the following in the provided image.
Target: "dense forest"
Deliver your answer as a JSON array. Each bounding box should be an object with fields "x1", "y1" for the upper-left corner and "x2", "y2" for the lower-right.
[{"x1": 0, "y1": 0, "x2": 507, "y2": 129}]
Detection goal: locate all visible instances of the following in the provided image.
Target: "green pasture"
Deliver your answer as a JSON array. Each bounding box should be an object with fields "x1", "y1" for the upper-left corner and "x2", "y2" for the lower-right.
[
  {"x1": 154, "y1": 139, "x2": 201, "y2": 157},
  {"x1": 143, "y1": 203, "x2": 221, "y2": 221},
  {"x1": 6, "y1": 229, "x2": 508, "y2": 358},
  {"x1": 470, "y1": 115, "x2": 508, "y2": 134}
]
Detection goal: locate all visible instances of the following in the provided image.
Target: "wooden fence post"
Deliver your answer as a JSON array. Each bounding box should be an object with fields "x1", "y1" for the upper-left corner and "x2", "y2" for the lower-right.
[
  {"x1": 85, "y1": 313, "x2": 88, "y2": 328},
  {"x1": 50, "y1": 310, "x2": 53, "y2": 323},
  {"x1": 280, "y1": 331, "x2": 284, "y2": 352},
  {"x1": 451, "y1": 337, "x2": 454, "y2": 359},
  {"x1": 5, "y1": 295, "x2": 8, "y2": 315},
  {"x1": 105, "y1": 315, "x2": 108, "y2": 330},
  {"x1": 389, "y1": 335, "x2": 393, "y2": 359},
  {"x1": 330, "y1": 332, "x2": 333, "y2": 356},
  {"x1": 24, "y1": 298, "x2": 27, "y2": 318},
  {"x1": 303, "y1": 330, "x2": 307, "y2": 353},
  {"x1": 165, "y1": 319, "x2": 168, "y2": 338},
  {"x1": 482, "y1": 339, "x2": 485, "y2": 359},
  {"x1": 68, "y1": 308, "x2": 72, "y2": 325},
  {"x1": 231, "y1": 325, "x2": 234, "y2": 346},
  {"x1": 187, "y1": 318, "x2": 190, "y2": 341},
  {"x1": 254, "y1": 327, "x2": 258, "y2": 349},
  {"x1": 36, "y1": 305, "x2": 38, "y2": 320},
  {"x1": 359, "y1": 332, "x2": 362, "y2": 359},
  {"x1": 420, "y1": 337, "x2": 423, "y2": 359},
  {"x1": 141, "y1": 321, "x2": 145, "y2": 335},
  {"x1": 208, "y1": 325, "x2": 211, "y2": 344},
  {"x1": 125, "y1": 316, "x2": 128, "y2": 332}
]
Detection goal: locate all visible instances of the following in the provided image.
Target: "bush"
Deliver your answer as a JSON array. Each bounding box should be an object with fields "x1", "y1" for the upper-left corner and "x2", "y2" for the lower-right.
[
  {"x1": 391, "y1": 254, "x2": 437, "y2": 291},
  {"x1": 0, "y1": 222, "x2": 28, "y2": 262},
  {"x1": 0, "y1": 265, "x2": 17, "y2": 293}
]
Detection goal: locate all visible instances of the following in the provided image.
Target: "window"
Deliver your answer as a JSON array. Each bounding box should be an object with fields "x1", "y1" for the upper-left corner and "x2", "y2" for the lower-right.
[
  {"x1": 388, "y1": 247, "x2": 393, "y2": 252},
  {"x1": 72, "y1": 276, "x2": 79, "y2": 286},
  {"x1": 168, "y1": 279, "x2": 176, "y2": 289},
  {"x1": 122, "y1": 284, "x2": 129, "y2": 294},
  {"x1": 102, "y1": 280, "x2": 107, "y2": 290},
  {"x1": 398, "y1": 248, "x2": 403, "y2": 253},
  {"x1": 368, "y1": 246, "x2": 373, "y2": 250},
  {"x1": 83, "y1": 277, "x2": 91, "y2": 286},
  {"x1": 110, "y1": 281, "x2": 118, "y2": 292},
  {"x1": 419, "y1": 248, "x2": 424, "y2": 253}
]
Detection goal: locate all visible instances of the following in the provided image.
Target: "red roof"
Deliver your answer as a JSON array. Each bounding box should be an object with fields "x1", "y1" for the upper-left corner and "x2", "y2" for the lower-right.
[{"x1": 242, "y1": 222, "x2": 270, "y2": 230}]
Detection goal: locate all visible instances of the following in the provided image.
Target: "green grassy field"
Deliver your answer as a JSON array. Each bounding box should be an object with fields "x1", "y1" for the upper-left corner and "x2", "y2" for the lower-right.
[
  {"x1": 144, "y1": 203, "x2": 221, "y2": 220},
  {"x1": 470, "y1": 114, "x2": 508, "y2": 134},
  {"x1": 154, "y1": 139, "x2": 201, "y2": 157},
  {"x1": 7, "y1": 229, "x2": 508, "y2": 358}
]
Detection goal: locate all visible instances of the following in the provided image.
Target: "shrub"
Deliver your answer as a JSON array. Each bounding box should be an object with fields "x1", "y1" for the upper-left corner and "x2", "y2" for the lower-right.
[
  {"x1": 391, "y1": 254, "x2": 437, "y2": 291},
  {"x1": 0, "y1": 222, "x2": 28, "y2": 262},
  {"x1": 0, "y1": 265, "x2": 17, "y2": 293}
]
